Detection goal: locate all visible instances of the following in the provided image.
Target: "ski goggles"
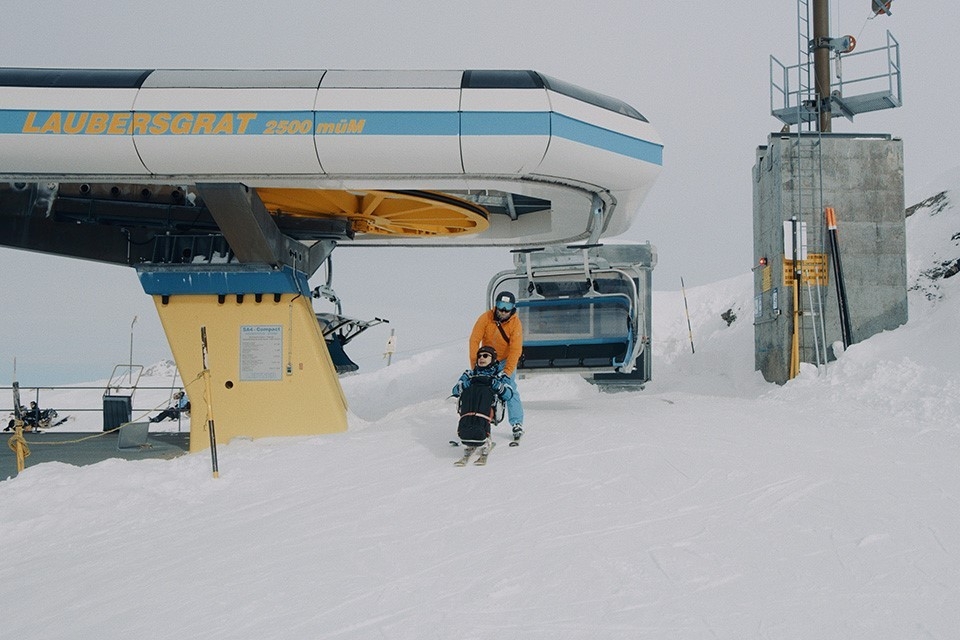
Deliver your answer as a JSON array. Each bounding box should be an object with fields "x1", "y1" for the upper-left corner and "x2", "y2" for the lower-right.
[{"x1": 495, "y1": 301, "x2": 515, "y2": 312}]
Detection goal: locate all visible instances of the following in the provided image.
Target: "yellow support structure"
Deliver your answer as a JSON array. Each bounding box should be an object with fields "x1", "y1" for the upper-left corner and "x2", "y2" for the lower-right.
[
  {"x1": 150, "y1": 289, "x2": 347, "y2": 453},
  {"x1": 7, "y1": 422, "x2": 30, "y2": 473}
]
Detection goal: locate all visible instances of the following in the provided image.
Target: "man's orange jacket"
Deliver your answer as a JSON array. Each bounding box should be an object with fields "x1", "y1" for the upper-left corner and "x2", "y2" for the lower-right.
[{"x1": 469, "y1": 310, "x2": 523, "y2": 376}]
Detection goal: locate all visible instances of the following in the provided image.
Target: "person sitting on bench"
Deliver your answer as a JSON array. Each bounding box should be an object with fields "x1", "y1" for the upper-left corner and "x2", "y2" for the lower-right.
[{"x1": 149, "y1": 391, "x2": 190, "y2": 423}]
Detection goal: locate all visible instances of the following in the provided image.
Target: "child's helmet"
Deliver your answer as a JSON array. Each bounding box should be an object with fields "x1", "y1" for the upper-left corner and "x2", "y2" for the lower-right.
[{"x1": 476, "y1": 345, "x2": 498, "y2": 361}]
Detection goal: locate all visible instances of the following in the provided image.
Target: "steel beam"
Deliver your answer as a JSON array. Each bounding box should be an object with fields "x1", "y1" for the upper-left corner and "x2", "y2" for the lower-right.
[{"x1": 196, "y1": 183, "x2": 330, "y2": 277}]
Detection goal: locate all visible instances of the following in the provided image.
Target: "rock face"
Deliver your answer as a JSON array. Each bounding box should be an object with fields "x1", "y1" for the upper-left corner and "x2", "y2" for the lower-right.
[{"x1": 906, "y1": 190, "x2": 959, "y2": 301}]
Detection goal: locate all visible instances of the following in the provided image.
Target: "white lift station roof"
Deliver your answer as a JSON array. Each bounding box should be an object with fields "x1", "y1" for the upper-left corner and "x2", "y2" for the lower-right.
[{"x1": 0, "y1": 68, "x2": 662, "y2": 248}]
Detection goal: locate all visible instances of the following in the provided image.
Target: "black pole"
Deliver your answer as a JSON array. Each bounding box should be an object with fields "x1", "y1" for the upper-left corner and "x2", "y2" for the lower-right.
[
  {"x1": 680, "y1": 277, "x2": 695, "y2": 355},
  {"x1": 825, "y1": 208, "x2": 853, "y2": 348},
  {"x1": 792, "y1": 216, "x2": 802, "y2": 316},
  {"x1": 813, "y1": 0, "x2": 832, "y2": 132},
  {"x1": 200, "y1": 326, "x2": 220, "y2": 479}
]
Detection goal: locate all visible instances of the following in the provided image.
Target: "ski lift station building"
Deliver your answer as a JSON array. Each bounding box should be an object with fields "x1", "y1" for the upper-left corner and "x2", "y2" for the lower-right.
[{"x1": 753, "y1": 8, "x2": 907, "y2": 384}]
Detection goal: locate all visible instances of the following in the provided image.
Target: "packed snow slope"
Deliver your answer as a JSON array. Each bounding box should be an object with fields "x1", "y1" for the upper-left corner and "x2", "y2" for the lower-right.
[{"x1": 2, "y1": 189, "x2": 960, "y2": 639}]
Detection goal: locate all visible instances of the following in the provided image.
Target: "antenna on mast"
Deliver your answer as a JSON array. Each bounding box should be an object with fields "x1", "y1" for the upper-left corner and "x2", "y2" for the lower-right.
[{"x1": 769, "y1": 0, "x2": 900, "y2": 132}]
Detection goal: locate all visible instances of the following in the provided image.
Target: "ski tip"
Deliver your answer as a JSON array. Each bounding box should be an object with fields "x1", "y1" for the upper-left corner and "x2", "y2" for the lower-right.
[{"x1": 509, "y1": 440, "x2": 520, "y2": 447}]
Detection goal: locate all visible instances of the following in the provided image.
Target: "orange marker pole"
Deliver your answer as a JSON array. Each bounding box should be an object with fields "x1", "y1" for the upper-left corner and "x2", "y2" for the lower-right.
[{"x1": 825, "y1": 207, "x2": 853, "y2": 348}]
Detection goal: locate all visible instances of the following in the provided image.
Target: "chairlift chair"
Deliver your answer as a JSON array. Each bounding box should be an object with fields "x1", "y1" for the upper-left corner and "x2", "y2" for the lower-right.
[
  {"x1": 487, "y1": 243, "x2": 656, "y2": 388},
  {"x1": 312, "y1": 281, "x2": 388, "y2": 374}
]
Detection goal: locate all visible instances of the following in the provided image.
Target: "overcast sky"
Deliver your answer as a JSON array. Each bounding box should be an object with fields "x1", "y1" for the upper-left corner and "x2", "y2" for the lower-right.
[{"x1": 2, "y1": 0, "x2": 957, "y2": 384}]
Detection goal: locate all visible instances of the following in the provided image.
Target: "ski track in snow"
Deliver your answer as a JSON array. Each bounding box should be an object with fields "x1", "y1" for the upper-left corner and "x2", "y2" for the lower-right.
[{"x1": 9, "y1": 370, "x2": 959, "y2": 640}]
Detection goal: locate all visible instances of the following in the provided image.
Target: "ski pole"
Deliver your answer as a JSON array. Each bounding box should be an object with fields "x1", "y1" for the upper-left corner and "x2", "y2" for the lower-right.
[
  {"x1": 680, "y1": 277, "x2": 695, "y2": 354},
  {"x1": 200, "y1": 326, "x2": 219, "y2": 479}
]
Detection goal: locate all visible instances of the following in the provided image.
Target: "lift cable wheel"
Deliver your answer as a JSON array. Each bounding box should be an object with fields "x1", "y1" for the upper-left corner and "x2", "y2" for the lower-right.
[{"x1": 255, "y1": 188, "x2": 490, "y2": 238}]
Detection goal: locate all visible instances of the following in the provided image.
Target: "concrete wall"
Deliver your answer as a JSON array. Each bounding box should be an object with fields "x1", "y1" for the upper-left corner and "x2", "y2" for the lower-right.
[{"x1": 752, "y1": 133, "x2": 906, "y2": 384}]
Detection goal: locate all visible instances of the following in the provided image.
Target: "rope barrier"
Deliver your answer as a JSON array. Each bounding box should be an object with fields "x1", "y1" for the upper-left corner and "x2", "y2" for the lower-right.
[{"x1": 4, "y1": 375, "x2": 204, "y2": 474}]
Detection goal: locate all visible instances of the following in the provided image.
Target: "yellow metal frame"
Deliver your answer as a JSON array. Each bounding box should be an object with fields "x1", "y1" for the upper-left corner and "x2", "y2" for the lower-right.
[
  {"x1": 151, "y1": 292, "x2": 347, "y2": 452},
  {"x1": 256, "y1": 188, "x2": 489, "y2": 237}
]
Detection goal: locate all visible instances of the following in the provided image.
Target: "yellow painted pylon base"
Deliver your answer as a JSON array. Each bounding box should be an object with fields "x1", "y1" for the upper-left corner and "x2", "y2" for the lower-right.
[{"x1": 151, "y1": 292, "x2": 347, "y2": 452}]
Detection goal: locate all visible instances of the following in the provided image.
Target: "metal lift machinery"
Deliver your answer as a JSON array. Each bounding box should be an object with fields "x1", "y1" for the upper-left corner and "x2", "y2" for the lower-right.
[{"x1": 0, "y1": 68, "x2": 663, "y2": 448}]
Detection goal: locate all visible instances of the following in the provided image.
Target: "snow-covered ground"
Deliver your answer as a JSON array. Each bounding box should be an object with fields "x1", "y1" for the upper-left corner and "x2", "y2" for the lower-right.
[{"x1": 2, "y1": 190, "x2": 959, "y2": 639}]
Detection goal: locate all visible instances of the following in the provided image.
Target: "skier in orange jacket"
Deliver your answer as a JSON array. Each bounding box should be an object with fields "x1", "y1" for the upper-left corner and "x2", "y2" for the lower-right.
[{"x1": 468, "y1": 291, "x2": 524, "y2": 440}]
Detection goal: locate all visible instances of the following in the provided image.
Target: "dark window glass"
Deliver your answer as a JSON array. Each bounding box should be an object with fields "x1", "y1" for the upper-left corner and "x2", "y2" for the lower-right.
[
  {"x1": 462, "y1": 70, "x2": 543, "y2": 89},
  {"x1": 0, "y1": 68, "x2": 153, "y2": 88},
  {"x1": 538, "y1": 73, "x2": 648, "y2": 122}
]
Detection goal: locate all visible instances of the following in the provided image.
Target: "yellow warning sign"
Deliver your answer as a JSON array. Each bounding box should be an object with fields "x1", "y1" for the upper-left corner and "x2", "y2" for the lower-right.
[
  {"x1": 761, "y1": 265, "x2": 772, "y2": 292},
  {"x1": 783, "y1": 253, "x2": 828, "y2": 286}
]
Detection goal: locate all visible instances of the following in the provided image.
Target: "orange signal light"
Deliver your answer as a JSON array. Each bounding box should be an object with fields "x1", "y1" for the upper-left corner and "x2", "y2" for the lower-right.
[{"x1": 872, "y1": 0, "x2": 893, "y2": 15}]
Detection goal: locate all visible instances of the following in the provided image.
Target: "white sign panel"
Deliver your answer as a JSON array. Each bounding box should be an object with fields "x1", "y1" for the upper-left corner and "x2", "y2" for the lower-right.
[
  {"x1": 239, "y1": 325, "x2": 283, "y2": 381},
  {"x1": 783, "y1": 220, "x2": 808, "y2": 260}
]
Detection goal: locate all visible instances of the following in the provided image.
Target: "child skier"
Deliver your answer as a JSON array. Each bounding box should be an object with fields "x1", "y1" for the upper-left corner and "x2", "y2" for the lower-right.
[{"x1": 451, "y1": 346, "x2": 513, "y2": 462}]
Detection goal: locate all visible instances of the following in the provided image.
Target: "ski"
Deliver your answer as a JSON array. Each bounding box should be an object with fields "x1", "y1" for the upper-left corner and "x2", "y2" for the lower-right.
[
  {"x1": 454, "y1": 447, "x2": 476, "y2": 466},
  {"x1": 474, "y1": 441, "x2": 496, "y2": 465},
  {"x1": 509, "y1": 434, "x2": 522, "y2": 447}
]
